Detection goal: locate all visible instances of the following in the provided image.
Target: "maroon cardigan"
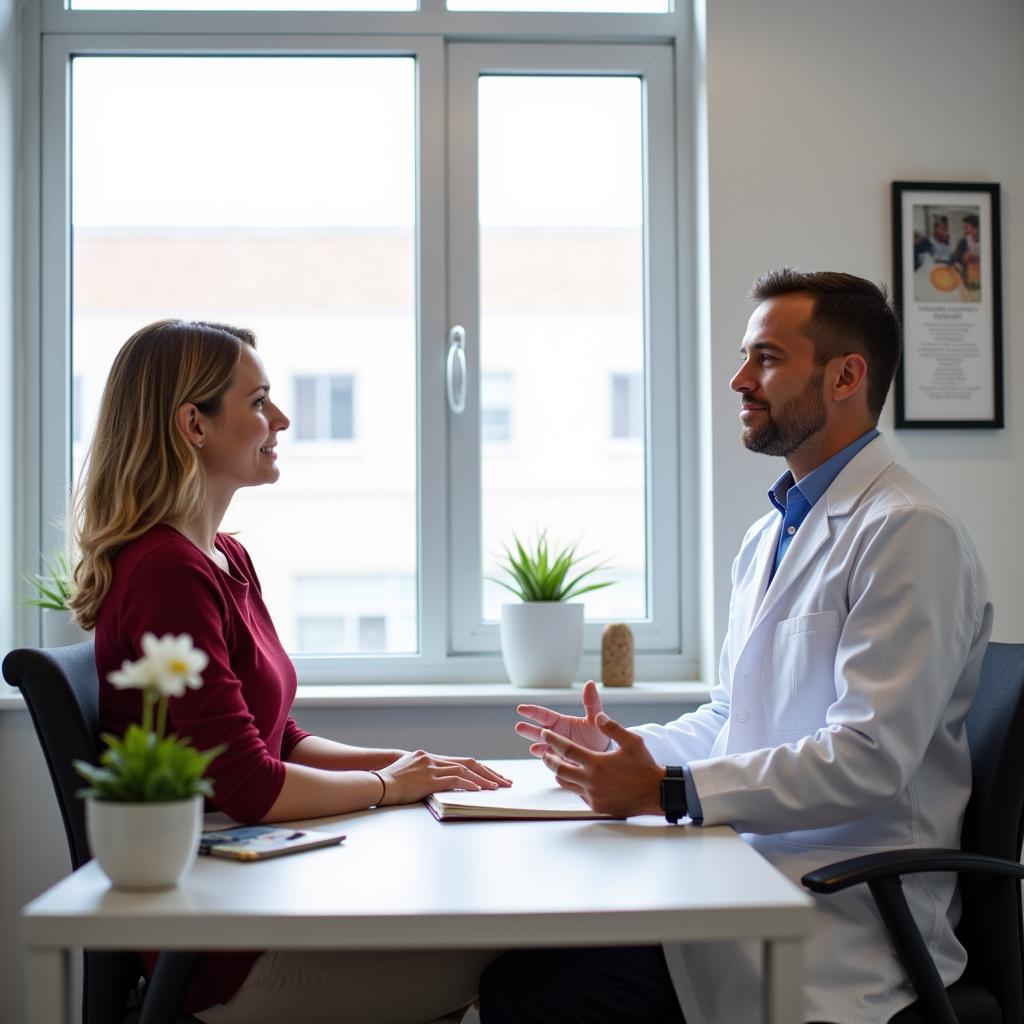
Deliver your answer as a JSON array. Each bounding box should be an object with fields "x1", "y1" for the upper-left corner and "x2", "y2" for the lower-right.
[{"x1": 96, "y1": 524, "x2": 311, "y2": 1012}]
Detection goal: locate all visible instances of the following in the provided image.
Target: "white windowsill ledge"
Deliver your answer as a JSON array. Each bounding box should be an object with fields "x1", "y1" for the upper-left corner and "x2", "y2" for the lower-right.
[{"x1": 0, "y1": 680, "x2": 708, "y2": 712}]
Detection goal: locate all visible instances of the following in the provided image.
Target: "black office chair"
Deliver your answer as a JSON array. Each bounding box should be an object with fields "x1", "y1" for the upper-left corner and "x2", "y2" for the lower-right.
[
  {"x1": 3, "y1": 640, "x2": 200, "y2": 1024},
  {"x1": 803, "y1": 642, "x2": 1024, "y2": 1024}
]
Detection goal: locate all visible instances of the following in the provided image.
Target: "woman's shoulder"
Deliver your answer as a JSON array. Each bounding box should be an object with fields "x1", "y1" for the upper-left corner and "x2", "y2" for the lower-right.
[{"x1": 116, "y1": 524, "x2": 218, "y2": 577}]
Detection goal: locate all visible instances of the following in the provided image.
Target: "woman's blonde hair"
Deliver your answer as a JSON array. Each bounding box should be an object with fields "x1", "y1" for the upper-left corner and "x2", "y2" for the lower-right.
[{"x1": 70, "y1": 319, "x2": 255, "y2": 630}]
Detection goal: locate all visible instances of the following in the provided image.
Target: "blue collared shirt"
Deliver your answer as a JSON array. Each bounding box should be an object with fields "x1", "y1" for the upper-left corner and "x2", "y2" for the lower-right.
[
  {"x1": 682, "y1": 428, "x2": 879, "y2": 823},
  {"x1": 768, "y1": 428, "x2": 879, "y2": 583}
]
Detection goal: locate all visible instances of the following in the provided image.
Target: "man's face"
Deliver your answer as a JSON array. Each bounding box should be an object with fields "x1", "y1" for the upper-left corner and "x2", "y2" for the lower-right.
[
  {"x1": 934, "y1": 221, "x2": 949, "y2": 243},
  {"x1": 730, "y1": 294, "x2": 828, "y2": 459}
]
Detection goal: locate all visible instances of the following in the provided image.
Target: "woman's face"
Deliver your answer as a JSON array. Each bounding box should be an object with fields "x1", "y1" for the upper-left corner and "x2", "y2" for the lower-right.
[{"x1": 199, "y1": 345, "x2": 289, "y2": 492}]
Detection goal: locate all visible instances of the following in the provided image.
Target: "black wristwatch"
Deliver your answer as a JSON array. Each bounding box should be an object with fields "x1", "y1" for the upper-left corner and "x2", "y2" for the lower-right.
[{"x1": 660, "y1": 766, "x2": 687, "y2": 824}]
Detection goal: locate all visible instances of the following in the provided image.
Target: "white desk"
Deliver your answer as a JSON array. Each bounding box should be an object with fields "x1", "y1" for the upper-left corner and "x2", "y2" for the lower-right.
[{"x1": 23, "y1": 760, "x2": 812, "y2": 1023}]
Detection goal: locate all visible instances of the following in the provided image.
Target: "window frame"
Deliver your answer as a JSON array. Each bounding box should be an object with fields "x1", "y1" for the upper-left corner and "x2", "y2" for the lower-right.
[{"x1": 19, "y1": 0, "x2": 698, "y2": 684}]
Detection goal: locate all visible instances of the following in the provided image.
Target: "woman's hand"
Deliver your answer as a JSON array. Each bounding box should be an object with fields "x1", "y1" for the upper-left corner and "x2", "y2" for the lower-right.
[{"x1": 377, "y1": 751, "x2": 513, "y2": 806}]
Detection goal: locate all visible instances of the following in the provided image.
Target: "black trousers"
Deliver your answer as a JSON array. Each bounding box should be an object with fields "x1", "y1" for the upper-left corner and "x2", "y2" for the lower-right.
[{"x1": 478, "y1": 946, "x2": 686, "y2": 1024}]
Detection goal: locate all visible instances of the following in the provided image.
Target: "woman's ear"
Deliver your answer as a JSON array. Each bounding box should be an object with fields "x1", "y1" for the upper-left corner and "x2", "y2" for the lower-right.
[{"x1": 176, "y1": 403, "x2": 206, "y2": 450}]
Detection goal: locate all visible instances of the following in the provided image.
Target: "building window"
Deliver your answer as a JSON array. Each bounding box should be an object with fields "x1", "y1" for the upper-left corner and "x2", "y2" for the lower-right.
[
  {"x1": 294, "y1": 374, "x2": 356, "y2": 441},
  {"x1": 294, "y1": 575, "x2": 414, "y2": 655},
  {"x1": 610, "y1": 372, "x2": 643, "y2": 439},
  {"x1": 481, "y1": 372, "x2": 513, "y2": 443}
]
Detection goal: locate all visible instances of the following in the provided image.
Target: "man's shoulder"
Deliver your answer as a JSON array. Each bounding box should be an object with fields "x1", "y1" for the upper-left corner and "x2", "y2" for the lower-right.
[{"x1": 864, "y1": 460, "x2": 959, "y2": 520}]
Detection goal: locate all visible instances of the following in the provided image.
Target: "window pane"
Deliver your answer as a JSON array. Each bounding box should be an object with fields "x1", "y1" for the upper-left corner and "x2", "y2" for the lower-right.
[
  {"x1": 478, "y1": 76, "x2": 646, "y2": 621},
  {"x1": 294, "y1": 376, "x2": 318, "y2": 440},
  {"x1": 330, "y1": 376, "x2": 355, "y2": 440},
  {"x1": 71, "y1": 56, "x2": 418, "y2": 655},
  {"x1": 611, "y1": 372, "x2": 643, "y2": 439},
  {"x1": 481, "y1": 371, "x2": 513, "y2": 443}
]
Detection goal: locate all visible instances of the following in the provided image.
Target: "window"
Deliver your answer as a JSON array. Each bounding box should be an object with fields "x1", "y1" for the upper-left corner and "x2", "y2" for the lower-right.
[
  {"x1": 28, "y1": 2, "x2": 695, "y2": 683},
  {"x1": 294, "y1": 575, "x2": 415, "y2": 655},
  {"x1": 610, "y1": 372, "x2": 643, "y2": 439},
  {"x1": 481, "y1": 372, "x2": 513, "y2": 443},
  {"x1": 294, "y1": 375, "x2": 356, "y2": 441}
]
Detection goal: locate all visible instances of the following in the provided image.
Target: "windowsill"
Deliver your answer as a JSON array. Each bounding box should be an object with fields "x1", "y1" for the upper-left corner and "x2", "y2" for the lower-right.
[{"x1": 0, "y1": 680, "x2": 708, "y2": 712}]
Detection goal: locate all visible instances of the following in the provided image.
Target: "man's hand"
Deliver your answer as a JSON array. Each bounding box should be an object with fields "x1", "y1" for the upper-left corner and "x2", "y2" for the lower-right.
[
  {"x1": 515, "y1": 680, "x2": 611, "y2": 757},
  {"x1": 540, "y1": 712, "x2": 666, "y2": 819}
]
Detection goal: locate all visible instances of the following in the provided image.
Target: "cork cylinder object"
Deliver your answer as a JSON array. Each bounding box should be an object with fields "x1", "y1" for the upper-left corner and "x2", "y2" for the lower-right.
[{"x1": 601, "y1": 622, "x2": 634, "y2": 687}]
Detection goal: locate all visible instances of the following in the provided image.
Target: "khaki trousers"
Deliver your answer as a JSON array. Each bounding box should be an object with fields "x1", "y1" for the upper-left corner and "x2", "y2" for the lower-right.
[{"x1": 197, "y1": 948, "x2": 497, "y2": 1024}]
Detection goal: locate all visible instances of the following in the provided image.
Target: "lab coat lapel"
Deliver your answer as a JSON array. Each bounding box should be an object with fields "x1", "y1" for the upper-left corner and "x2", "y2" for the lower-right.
[
  {"x1": 737, "y1": 520, "x2": 779, "y2": 641},
  {"x1": 749, "y1": 505, "x2": 832, "y2": 635},
  {"x1": 744, "y1": 435, "x2": 896, "y2": 642}
]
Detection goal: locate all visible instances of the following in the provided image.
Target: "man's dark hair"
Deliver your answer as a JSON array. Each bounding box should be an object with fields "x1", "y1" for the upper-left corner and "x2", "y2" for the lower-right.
[
  {"x1": 750, "y1": 268, "x2": 901, "y2": 421},
  {"x1": 963, "y1": 214, "x2": 979, "y2": 230}
]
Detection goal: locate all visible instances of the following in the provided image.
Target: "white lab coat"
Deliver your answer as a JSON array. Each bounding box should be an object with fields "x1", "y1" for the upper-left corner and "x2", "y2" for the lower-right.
[{"x1": 633, "y1": 436, "x2": 993, "y2": 1024}]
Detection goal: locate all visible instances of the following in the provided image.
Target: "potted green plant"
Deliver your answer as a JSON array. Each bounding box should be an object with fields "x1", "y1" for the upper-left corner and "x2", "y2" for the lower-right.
[
  {"x1": 75, "y1": 632, "x2": 224, "y2": 890},
  {"x1": 22, "y1": 549, "x2": 90, "y2": 647},
  {"x1": 489, "y1": 533, "x2": 614, "y2": 688}
]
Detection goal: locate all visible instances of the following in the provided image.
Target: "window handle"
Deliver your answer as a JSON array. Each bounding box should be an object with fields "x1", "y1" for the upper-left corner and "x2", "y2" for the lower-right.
[{"x1": 446, "y1": 325, "x2": 467, "y2": 414}]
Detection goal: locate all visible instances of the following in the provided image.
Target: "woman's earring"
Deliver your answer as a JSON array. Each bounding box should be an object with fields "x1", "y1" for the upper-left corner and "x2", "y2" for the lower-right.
[{"x1": 195, "y1": 441, "x2": 204, "y2": 449}]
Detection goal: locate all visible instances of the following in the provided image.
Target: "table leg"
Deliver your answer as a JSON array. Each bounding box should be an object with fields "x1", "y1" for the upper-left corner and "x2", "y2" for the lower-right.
[
  {"x1": 27, "y1": 948, "x2": 70, "y2": 1024},
  {"x1": 763, "y1": 937, "x2": 803, "y2": 1024}
]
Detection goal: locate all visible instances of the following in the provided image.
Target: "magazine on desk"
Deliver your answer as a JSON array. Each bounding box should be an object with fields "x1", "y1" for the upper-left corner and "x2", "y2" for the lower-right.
[
  {"x1": 425, "y1": 785, "x2": 620, "y2": 822},
  {"x1": 199, "y1": 825, "x2": 345, "y2": 861}
]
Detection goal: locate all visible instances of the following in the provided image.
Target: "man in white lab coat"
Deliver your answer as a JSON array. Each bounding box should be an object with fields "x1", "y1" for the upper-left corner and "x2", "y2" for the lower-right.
[{"x1": 479, "y1": 270, "x2": 993, "y2": 1024}]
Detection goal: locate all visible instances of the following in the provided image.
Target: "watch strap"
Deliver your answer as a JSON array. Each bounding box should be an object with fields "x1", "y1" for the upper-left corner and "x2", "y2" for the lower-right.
[{"x1": 660, "y1": 765, "x2": 687, "y2": 824}]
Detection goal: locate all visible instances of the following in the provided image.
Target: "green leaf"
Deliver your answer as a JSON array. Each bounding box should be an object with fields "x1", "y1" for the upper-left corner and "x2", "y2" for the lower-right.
[
  {"x1": 20, "y1": 550, "x2": 75, "y2": 610},
  {"x1": 488, "y1": 532, "x2": 617, "y2": 604}
]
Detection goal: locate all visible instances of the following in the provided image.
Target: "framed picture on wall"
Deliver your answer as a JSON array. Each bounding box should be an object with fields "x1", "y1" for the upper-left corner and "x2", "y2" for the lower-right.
[{"x1": 891, "y1": 181, "x2": 1003, "y2": 428}]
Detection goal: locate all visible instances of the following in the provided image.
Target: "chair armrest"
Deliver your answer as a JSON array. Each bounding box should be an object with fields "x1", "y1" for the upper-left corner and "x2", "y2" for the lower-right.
[{"x1": 802, "y1": 847, "x2": 1024, "y2": 894}]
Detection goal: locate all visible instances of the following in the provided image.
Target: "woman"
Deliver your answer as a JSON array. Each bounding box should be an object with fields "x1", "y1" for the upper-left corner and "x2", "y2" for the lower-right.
[{"x1": 70, "y1": 319, "x2": 508, "y2": 1024}]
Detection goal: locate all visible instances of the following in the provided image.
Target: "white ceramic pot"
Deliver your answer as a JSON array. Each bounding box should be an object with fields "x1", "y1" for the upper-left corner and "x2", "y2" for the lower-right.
[
  {"x1": 86, "y1": 795, "x2": 203, "y2": 890},
  {"x1": 500, "y1": 602, "x2": 584, "y2": 688},
  {"x1": 42, "y1": 610, "x2": 90, "y2": 648}
]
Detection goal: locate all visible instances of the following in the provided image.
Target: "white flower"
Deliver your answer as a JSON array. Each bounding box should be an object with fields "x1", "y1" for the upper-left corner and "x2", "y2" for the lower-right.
[
  {"x1": 139, "y1": 633, "x2": 209, "y2": 698},
  {"x1": 107, "y1": 633, "x2": 209, "y2": 699},
  {"x1": 107, "y1": 658, "x2": 157, "y2": 691}
]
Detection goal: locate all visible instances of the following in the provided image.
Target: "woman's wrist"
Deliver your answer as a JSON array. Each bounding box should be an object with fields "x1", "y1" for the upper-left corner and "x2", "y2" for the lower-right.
[{"x1": 368, "y1": 769, "x2": 387, "y2": 806}]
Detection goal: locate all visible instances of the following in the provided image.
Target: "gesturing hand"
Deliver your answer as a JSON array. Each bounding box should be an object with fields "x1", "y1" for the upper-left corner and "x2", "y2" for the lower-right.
[
  {"x1": 540, "y1": 712, "x2": 665, "y2": 819},
  {"x1": 515, "y1": 680, "x2": 611, "y2": 759},
  {"x1": 378, "y1": 750, "x2": 512, "y2": 806}
]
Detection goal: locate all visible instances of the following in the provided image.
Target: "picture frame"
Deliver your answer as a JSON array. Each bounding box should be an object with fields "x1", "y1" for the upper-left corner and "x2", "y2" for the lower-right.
[{"x1": 891, "y1": 181, "x2": 1003, "y2": 428}]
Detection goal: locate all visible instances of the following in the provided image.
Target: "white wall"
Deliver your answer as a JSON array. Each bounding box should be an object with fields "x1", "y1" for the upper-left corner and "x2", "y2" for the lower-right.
[
  {"x1": 3, "y1": 1, "x2": 1023, "y2": 1021},
  {"x1": 700, "y1": 0, "x2": 1024, "y2": 650}
]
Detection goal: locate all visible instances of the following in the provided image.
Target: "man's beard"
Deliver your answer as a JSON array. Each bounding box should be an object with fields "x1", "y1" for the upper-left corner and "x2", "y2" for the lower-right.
[{"x1": 741, "y1": 369, "x2": 827, "y2": 457}]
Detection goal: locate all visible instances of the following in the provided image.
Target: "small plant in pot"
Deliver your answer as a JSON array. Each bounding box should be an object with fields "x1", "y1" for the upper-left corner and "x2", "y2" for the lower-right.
[
  {"x1": 489, "y1": 533, "x2": 614, "y2": 689},
  {"x1": 74, "y1": 633, "x2": 224, "y2": 890},
  {"x1": 22, "y1": 549, "x2": 89, "y2": 647}
]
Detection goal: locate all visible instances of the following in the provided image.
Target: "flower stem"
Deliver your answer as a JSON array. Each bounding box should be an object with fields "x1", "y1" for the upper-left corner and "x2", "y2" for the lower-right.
[
  {"x1": 142, "y1": 688, "x2": 156, "y2": 734},
  {"x1": 156, "y1": 694, "x2": 168, "y2": 742}
]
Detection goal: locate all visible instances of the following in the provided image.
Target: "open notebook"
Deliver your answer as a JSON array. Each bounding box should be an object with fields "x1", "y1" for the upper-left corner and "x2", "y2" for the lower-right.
[{"x1": 425, "y1": 785, "x2": 620, "y2": 822}]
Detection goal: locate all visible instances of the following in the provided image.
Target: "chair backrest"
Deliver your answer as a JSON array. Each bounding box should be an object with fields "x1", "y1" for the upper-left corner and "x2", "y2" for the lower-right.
[
  {"x1": 2, "y1": 641, "x2": 101, "y2": 869},
  {"x1": 2, "y1": 640, "x2": 142, "y2": 1024},
  {"x1": 956, "y1": 641, "x2": 1024, "y2": 1020}
]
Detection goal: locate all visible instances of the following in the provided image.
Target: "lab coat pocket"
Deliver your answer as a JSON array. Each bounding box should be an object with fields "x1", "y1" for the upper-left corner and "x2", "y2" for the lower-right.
[{"x1": 765, "y1": 610, "x2": 841, "y2": 733}]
